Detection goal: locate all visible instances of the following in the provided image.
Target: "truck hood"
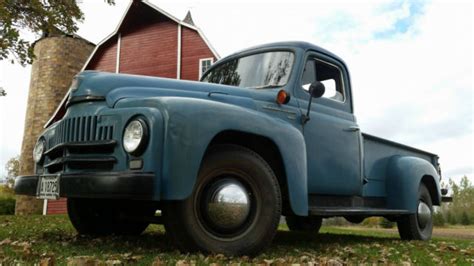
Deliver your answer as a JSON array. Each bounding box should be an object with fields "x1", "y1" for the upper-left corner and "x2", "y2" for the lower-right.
[{"x1": 70, "y1": 71, "x2": 260, "y2": 110}]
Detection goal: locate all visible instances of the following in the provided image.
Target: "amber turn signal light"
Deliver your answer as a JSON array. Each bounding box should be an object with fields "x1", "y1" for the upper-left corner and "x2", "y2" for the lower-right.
[{"x1": 276, "y1": 90, "x2": 290, "y2": 105}]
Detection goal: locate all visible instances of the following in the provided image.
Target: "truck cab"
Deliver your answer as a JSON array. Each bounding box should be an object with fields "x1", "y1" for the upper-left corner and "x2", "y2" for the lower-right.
[{"x1": 16, "y1": 41, "x2": 446, "y2": 256}]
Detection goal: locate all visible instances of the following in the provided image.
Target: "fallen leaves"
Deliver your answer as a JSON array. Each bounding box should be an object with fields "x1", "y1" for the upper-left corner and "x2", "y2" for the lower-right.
[
  {"x1": 65, "y1": 253, "x2": 143, "y2": 266},
  {"x1": 0, "y1": 215, "x2": 473, "y2": 265},
  {"x1": 0, "y1": 238, "x2": 12, "y2": 245},
  {"x1": 67, "y1": 256, "x2": 98, "y2": 266}
]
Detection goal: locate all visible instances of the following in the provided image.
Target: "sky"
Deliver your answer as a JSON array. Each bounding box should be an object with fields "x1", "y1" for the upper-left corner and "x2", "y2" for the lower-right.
[{"x1": 0, "y1": 0, "x2": 472, "y2": 185}]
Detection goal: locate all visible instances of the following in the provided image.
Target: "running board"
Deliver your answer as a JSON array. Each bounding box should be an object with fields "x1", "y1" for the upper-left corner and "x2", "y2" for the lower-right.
[{"x1": 309, "y1": 207, "x2": 410, "y2": 217}]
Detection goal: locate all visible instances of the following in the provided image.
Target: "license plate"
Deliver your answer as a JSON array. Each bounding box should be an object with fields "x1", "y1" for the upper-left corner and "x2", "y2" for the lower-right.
[{"x1": 37, "y1": 175, "x2": 60, "y2": 200}]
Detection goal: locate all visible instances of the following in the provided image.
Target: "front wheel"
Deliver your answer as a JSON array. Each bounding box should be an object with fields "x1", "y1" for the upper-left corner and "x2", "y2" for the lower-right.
[
  {"x1": 397, "y1": 183, "x2": 433, "y2": 240},
  {"x1": 163, "y1": 144, "x2": 282, "y2": 256}
]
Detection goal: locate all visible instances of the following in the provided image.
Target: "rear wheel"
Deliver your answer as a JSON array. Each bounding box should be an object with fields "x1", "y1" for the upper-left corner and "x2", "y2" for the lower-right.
[
  {"x1": 67, "y1": 198, "x2": 152, "y2": 236},
  {"x1": 163, "y1": 144, "x2": 281, "y2": 256},
  {"x1": 397, "y1": 183, "x2": 433, "y2": 240},
  {"x1": 286, "y1": 216, "x2": 322, "y2": 233}
]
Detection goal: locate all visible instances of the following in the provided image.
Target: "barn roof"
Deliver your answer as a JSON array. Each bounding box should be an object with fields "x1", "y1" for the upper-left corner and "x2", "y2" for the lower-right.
[{"x1": 80, "y1": 0, "x2": 220, "y2": 72}]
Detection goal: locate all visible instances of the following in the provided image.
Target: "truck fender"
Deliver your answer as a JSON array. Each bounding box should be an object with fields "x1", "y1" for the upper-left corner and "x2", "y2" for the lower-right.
[
  {"x1": 386, "y1": 155, "x2": 441, "y2": 212},
  {"x1": 131, "y1": 96, "x2": 309, "y2": 216}
]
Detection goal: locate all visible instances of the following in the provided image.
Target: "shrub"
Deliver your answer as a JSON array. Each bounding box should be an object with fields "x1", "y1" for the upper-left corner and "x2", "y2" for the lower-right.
[
  {"x1": 433, "y1": 211, "x2": 445, "y2": 226},
  {"x1": 362, "y1": 217, "x2": 381, "y2": 227},
  {"x1": 379, "y1": 218, "x2": 395, "y2": 228},
  {"x1": 0, "y1": 198, "x2": 15, "y2": 215},
  {"x1": 0, "y1": 186, "x2": 14, "y2": 197},
  {"x1": 323, "y1": 217, "x2": 350, "y2": 226},
  {"x1": 460, "y1": 211, "x2": 470, "y2": 225},
  {"x1": 446, "y1": 211, "x2": 457, "y2": 225}
]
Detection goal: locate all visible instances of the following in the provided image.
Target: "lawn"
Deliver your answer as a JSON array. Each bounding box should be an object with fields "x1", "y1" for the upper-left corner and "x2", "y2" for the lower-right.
[{"x1": 0, "y1": 215, "x2": 472, "y2": 265}]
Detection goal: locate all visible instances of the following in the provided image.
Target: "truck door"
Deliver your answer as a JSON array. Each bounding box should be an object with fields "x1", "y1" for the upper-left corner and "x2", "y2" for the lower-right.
[{"x1": 295, "y1": 53, "x2": 362, "y2": 196}]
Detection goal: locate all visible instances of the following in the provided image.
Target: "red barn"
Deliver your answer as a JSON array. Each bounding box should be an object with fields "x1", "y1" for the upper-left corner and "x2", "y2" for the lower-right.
[
  {"x1": 45, "y1": 0, "x2": 219, "y2": 215},
  {"x1": 84, "y1": 0, "x2": 219, "y2": 79}
]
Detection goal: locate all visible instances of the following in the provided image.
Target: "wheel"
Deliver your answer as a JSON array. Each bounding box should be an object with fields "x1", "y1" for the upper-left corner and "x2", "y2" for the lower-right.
[
  {"x1": 286, "y1": 216, "x2": 322, "y2": 232},
  {"x1": 67, "y1": 198, "x2": 152, "y2": 236},
  {"x1": 163, "y1": 144, "x2": 281, "y2": 256},
  {"x1": 396, "y1": 183, "x2": 433, "y2": 240}
]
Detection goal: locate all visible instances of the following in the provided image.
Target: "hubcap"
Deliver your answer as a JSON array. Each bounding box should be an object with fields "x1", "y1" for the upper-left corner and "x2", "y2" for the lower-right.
[
  {"x1": 206, "y1": 181, "x2": 250, "y2": 231},
  {"x1": 417, "y1": 201, "x2": 431, "y2": 228}
]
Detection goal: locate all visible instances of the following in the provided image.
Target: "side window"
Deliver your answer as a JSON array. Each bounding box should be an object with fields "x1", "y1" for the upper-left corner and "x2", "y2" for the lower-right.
[
  {"x1": 199, "y1": 58, "x2": 214, "y2": 79},
  {"x1": 301, "y1": 58, "x2": 344, "y2": 102}
]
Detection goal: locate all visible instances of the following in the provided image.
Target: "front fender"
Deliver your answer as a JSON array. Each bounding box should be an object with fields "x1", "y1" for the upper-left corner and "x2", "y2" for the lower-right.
[
  {"x1": 386, "y1": 155, "x2": 441, "y2": 212},
  {"x1": 116, "y1": 96, "x2": 308, "y2": 215}
]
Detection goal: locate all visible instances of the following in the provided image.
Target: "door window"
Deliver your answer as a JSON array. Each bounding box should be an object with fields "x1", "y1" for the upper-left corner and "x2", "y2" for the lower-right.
[{"x1": 301, "y1": 58, "x2": 345, "y2": 102}]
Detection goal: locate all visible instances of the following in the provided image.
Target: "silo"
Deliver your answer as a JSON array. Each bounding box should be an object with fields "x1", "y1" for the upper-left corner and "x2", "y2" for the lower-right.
[{"x1": 15, "y1": 33, "x2": 94, "y2": 215}]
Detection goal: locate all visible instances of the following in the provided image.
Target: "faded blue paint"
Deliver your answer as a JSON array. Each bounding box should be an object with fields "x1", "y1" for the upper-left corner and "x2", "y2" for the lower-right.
[
  {"x1": 362, "y1": 133, "x2": 440, "y2": 204},
  {"x1": 34, "y1": 41, "x2": 442, "y2": 216},
  {"x1": 386, "y1": 156, "x2": 441, "y2": 211},
  {"x1": 115, "y1": 96, "x2": 308, "y2": 215}
]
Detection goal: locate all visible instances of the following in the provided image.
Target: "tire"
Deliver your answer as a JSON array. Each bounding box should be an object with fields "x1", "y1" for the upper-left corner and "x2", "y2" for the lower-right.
[
  {"x1": 286, "y1": 216, "x2": 322, "y2": 232},
  {"x1": 163, "y1": 144, "x2": 282, "y2": 256},
  {"x1": 396, "y1": 183, "x2": 433, "y2": 240},
  {"x1": 67, "y1": 198, "x2": 151, "y2": 236}
]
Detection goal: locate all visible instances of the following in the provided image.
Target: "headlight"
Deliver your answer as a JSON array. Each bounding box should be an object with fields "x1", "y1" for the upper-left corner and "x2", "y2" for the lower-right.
[
  {"x1": 33, "y1": 139, "x2": 45, "y2": 163},
  {"x1": 123, "y1": 118, "x2": 148, "y2": 155}
]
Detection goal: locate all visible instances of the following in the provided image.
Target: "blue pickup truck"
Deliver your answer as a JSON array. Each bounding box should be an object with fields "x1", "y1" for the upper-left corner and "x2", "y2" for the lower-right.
[{"x1": 15, "y1": 41, "x2": 449, "y2": 255}]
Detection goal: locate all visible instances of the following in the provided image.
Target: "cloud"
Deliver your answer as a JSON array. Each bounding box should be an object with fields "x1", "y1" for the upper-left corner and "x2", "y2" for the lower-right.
[
  {"x1": 374, "y1": 0, "x2": 426, "y2": 39},
  {"x1": 341, "y1": 1, "x2": 473, "y2": 182}
]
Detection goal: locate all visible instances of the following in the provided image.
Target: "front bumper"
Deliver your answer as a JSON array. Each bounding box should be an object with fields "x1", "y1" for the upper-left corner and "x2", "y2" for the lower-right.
[{"x1": 14, "y1": 171, "x2": 155, "y2": 200}]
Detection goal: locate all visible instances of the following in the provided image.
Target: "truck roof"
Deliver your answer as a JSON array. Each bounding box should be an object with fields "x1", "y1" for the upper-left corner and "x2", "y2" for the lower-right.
[{"x1": 224, "y1": 41, "x2": 347, "y2": 66}]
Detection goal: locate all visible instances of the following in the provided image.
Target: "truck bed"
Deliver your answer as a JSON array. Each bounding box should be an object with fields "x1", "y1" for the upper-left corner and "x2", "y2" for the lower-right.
[{"x1": 362, "y1": 133, "x2": 439, "y2": 197}]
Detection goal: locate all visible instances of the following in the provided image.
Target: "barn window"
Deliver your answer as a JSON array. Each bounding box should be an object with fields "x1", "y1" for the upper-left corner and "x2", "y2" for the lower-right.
[{"x1": 199, "y1": 58, "x2": 214, "y2": 79}]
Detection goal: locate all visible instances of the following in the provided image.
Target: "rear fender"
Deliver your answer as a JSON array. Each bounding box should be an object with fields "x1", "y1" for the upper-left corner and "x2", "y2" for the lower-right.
[{"x1": 386, "y1": 155, "x2": 441, "y2": 212}]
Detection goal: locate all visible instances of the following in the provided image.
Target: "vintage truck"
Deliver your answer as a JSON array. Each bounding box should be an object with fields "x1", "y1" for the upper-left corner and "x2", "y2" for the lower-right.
[{"x1": 15, "y1": 41, "x2": 449, "y2": 255}]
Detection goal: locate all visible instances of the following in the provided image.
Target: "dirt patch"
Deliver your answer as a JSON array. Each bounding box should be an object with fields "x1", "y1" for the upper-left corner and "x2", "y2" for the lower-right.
[
  {"x1": 344, "y1": 226, "x2": 474, "y2": 240},
  {"x1": 432, "y1": 227, "x2": 474, "y2": 240}
]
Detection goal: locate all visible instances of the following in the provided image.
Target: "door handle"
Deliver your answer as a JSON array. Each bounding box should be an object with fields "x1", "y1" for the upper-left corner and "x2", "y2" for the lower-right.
[{"x1": 344, "y1": 126, "x2": 360, "y2": 132}]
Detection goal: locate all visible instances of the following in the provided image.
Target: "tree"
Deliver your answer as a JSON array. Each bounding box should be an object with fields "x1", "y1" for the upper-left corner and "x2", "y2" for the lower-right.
[
  {"x1": 0, "y1": 0, "x2": 114, "y2": 66},
  {"x1": 441, "y1": 176, "x2": 474, "y2": 224},
  {"x1": 4, "y1": 155, "x2": 20, "y2": 188}
]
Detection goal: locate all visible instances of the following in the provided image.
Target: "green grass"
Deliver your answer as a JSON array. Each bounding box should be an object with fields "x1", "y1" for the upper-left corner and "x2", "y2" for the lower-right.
[{"x1": 0, "y1": 215, "x2": 472, "y2": 265}]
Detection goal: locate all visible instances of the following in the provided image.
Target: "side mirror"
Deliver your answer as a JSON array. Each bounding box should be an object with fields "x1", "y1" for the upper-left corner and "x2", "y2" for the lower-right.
[
  {"x1": 302, "y1": 81, "x2": 325, "y2": 125},
  {"x1": 309, "y1": 81, "x2": 325, "y2": 98}
]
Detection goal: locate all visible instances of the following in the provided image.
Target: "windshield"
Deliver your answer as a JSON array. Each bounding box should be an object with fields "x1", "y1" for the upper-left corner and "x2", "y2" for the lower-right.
[{"x1": 201, "y1": 51, "x2": 294, "y2": 89}]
